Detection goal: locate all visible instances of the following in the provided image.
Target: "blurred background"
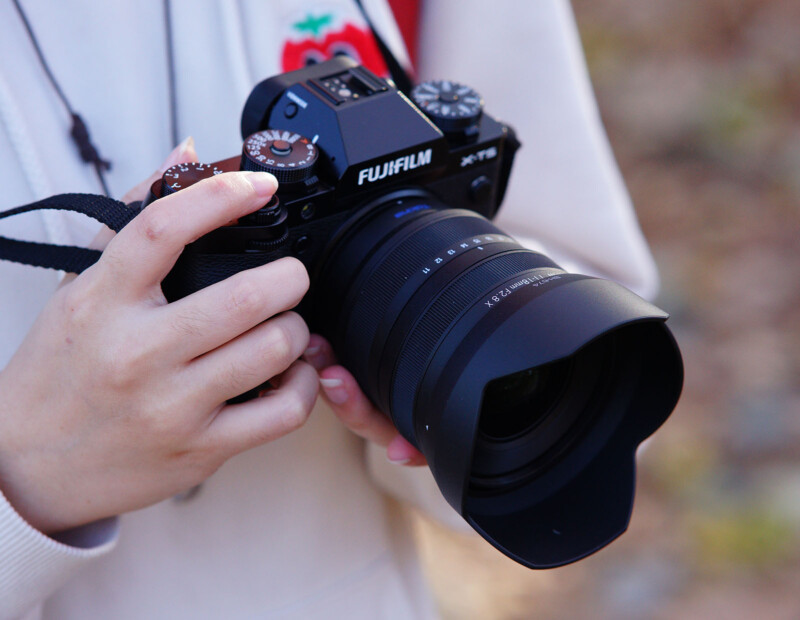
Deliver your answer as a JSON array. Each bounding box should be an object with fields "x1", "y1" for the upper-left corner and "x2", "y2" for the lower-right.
[{"x1": 411, "y1": 1, "x2": 800, "y2": 617}]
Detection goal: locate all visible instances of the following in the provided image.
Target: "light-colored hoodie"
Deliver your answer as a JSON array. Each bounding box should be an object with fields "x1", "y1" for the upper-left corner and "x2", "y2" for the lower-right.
[{"x1": 0, "y1": 1, "x2": 657, "y2": 617}]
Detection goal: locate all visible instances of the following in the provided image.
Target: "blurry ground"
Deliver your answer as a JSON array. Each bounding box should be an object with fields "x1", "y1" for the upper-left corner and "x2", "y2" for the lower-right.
[{"x1": 411, "y1": 1, "x2": 800, "y2": 618}]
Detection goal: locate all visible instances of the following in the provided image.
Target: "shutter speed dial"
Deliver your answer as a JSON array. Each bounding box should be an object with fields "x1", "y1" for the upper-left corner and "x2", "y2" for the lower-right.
[
  {"x1": 241, "y1": 129, "x2": 319, "y2": 185},
  {"x1": 411, "y1": 80, "x2": 483, "y2": 135}
]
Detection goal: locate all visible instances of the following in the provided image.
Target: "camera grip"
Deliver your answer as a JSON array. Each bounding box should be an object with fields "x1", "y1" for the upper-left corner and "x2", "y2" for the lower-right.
[{"x1": 162, "y1": 250, "x2": 276, "y2": 302}]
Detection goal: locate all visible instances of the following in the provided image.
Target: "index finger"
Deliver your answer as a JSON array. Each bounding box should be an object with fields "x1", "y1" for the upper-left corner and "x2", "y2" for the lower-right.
[
  {"x1": 100, "y1": 171, "x2": 277, "y2": 296},
  {"x1": 318, "y1": 366, "x2": 427, "y2": 465}
]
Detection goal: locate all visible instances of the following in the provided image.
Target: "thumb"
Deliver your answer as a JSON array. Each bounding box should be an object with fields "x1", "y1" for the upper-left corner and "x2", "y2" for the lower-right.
[{"x1": 121, "y1": 136, "x2": 198, "y2": 204}]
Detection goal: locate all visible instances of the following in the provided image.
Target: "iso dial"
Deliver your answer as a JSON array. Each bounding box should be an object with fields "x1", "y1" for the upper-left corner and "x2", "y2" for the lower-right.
[
  {"x1": 161, "y1": 162, "x2": 224, "y2": 195},
  {"x1": 241, "y1": 129, "x2": 319, "y2": 185},
  {"x1": 411, "y1": 80, "x2": 483, "y2": 135}
]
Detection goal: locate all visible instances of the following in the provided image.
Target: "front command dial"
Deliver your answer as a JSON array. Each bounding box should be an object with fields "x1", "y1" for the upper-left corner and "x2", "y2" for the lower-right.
[
  {"x1": 411, "y1": 80, "x2": 483, "y2": 135},
  {"x1": 241, "y1": 129, "x2": 319, "y2": 185}
]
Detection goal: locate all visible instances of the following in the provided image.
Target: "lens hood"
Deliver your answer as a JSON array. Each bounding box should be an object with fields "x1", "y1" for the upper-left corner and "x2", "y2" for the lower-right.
[
  {"x1": 315, "y1": 195, "x2": 683, "y2": 568},
  {"x1": 412, "y1": 276, "x2": 683, "y2": 567}
]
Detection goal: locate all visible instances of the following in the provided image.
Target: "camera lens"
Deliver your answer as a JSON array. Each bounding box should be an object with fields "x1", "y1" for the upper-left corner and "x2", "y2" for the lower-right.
[
  {"x1": 312, "y1": 191, "x2": 682, "y2": 568},
  {"x1": 471, "y1": 352, "x2": 589, "y2": 492},
  {"x1": 479, "y1": 361, "x2": 572, "y2": 441}
]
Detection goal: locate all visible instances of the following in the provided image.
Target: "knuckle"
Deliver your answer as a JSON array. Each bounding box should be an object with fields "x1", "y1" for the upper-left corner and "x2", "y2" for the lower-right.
[
  {"x1": 203, "y1": 173, "x2": 235, "y2": 200},
  {"x1": 223, "y1": 359, "x2": 259, "y2": 393},
  {"x1": 170, "y1": 306, "x2": 209, "y2": 339},
  {"x1": 136, "y1": 205, "x2": 173, "y2": 243},
  {"x1": 200, "y1": 173, "x2": 259, "y2": 221},
  {"x1": 99, "y1": 355, "x2": 135, "y2": 390},
  {"x1": 96, "y1": 236, "x2": 128, "y2": 275},
  {"x1": 138, "y1": 407, "x2": 172, "y2": 437},
  {"x1": 140, "y1": 394, "x2": 191, "y2": 440},
  {"x1": 279, "y1": 392, "x2": 311, "y2": 433},
  {"x1": 283, "y1": 311, "x2": 310, "y2": 346},
  {"x1": 124, "y1": 336, "x2": 158, "y2": 372},
  {"x1": 262, "y1": 322, "x2": 294, "y2": 366},
  {"x1": 280, "y1": 258, "x2": 311, "y2": 294},
  {"x1": 225, "y1": 278, "x2": 263, "y2": 317},
  {"x1": 101, "y1": 346, "x2": 145, "y2": 390},
  {"x1": 96, "y1": 331, "x2": 162, "y2": 392}
]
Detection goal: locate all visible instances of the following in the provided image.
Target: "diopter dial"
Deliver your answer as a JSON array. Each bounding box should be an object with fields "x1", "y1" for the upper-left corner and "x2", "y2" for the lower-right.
[
  {"x1": 411, "y1": 80, "x2": 483, "y2": 135},
  {"x1": 161, "y1": 162, "x2": 224, "y2": 195},
  {"x1": 241, "y1": 129, "x2": 319, "y2": 185}
]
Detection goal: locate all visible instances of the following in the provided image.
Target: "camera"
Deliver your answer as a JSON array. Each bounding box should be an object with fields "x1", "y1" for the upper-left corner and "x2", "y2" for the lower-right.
[{"x1": 146, "y1": 57, "x2": 683, "y2": 568}]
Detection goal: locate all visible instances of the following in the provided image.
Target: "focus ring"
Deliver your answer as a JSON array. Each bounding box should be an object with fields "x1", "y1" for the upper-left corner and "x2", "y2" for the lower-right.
[{"x1": 341, "y1": 212, "x2": 501, "y2": 387}]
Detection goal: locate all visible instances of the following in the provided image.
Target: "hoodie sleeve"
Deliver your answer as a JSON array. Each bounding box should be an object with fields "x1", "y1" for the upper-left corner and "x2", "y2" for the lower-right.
[{"x1": 0, "y1": 489, "x2": 118, "y2": 620}]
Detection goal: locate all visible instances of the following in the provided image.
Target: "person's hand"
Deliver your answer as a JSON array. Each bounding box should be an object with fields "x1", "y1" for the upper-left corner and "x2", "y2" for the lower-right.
[
  {"x1": 62, "y1": 136, "x2": 200, "y2": 259},
  {"x1": 303, "y1": 335, "x2": 426, "y2": 466},
  {"x1": 0, "y1": 142, "x2": 319, "y2": 534}
]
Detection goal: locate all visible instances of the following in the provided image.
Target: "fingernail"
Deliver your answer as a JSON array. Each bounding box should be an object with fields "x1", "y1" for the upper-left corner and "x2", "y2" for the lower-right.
[
  {"x1": 162, "y1": 136, "x2": 194, "y2": 170},
  {"x1": 388, "y1": 456, "x2": 411, "y2": 466},
  {"x1": 320, "y1": 378, "x2": 348, "y2": 405},
  {"x1": 176, "y1": 135, "x2": 194, "y2": 157},
  {"x1": 304, "y1": 346, "x2": 321, "y2": 357},
  {"x1": 246, "y1": 171, "x2": 279, "y2": 197}
]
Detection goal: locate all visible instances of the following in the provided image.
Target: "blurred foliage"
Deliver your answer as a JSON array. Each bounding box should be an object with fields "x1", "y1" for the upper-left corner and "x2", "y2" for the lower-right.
[{"x1": 690, "y1": 509, "x2": 796, "y2": 569}]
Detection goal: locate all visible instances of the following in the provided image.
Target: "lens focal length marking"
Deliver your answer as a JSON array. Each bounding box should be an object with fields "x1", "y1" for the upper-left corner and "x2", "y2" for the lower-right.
[{"x1": 482, "y1": 272, "x2": 563, "y2": 310}]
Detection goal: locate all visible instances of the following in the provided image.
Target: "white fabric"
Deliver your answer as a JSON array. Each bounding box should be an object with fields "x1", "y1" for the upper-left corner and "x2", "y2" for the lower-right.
[
  {"x1": 417, "y1": 0, "x2": 658, "y2": 299},
  {"x1": 0, "y1": 1, "x2": 657, "y2": 618},
  {"x1": 0, "y1": 491, "x2": 117, "y2": 619}
]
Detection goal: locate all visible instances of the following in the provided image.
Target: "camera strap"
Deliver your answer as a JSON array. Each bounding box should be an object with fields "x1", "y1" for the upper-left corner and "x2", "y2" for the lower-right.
[
  {"x1": 354, "y1": 0, "x2": 414, "y2": 94},
  {"x1": 0, "y1": 194, "x2": 141, "y2": 274}
]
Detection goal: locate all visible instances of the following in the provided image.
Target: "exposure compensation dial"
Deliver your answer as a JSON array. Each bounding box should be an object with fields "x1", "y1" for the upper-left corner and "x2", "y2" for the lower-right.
[{"x1": 411, "y1": 80, "x2": 484, "y2": 135}]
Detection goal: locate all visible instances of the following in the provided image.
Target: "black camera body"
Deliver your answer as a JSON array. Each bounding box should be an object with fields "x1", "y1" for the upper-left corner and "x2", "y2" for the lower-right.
[
  {"x1": 150, "y1": 56, "x2": 518, "y2": 304},
  {"x1": 151, "y1": 57, "x2": 683, "y2": 570}
]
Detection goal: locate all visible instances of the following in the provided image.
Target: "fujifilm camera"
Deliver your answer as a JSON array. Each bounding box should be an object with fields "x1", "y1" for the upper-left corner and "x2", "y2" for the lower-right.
[{"x1": 147, "y1": 57, "x2": 683, "y2": 569}]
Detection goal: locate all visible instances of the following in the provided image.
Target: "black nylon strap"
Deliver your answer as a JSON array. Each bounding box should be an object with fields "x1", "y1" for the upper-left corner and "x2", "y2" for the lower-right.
[
  {"x1": 0, "y1": 236, "x2": 102, "y2": 274},
  {"x1": 0, "y1": 193, "x2": 266, "y2": 293},
  {"x1": 354, "y1": 0, "x2": 415, "y2": 94},
  {"x1": 0, "y1": 193, "x2": 138, "y2": 232},
  {"x1": 0, "y1": 193, "x2": 142, "y2": 274}
]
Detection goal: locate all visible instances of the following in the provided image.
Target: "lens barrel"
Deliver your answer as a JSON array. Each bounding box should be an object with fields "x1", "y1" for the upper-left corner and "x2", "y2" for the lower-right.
[{"x1": 313, "y1": 192, "x2": 683, "y2": 568}]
